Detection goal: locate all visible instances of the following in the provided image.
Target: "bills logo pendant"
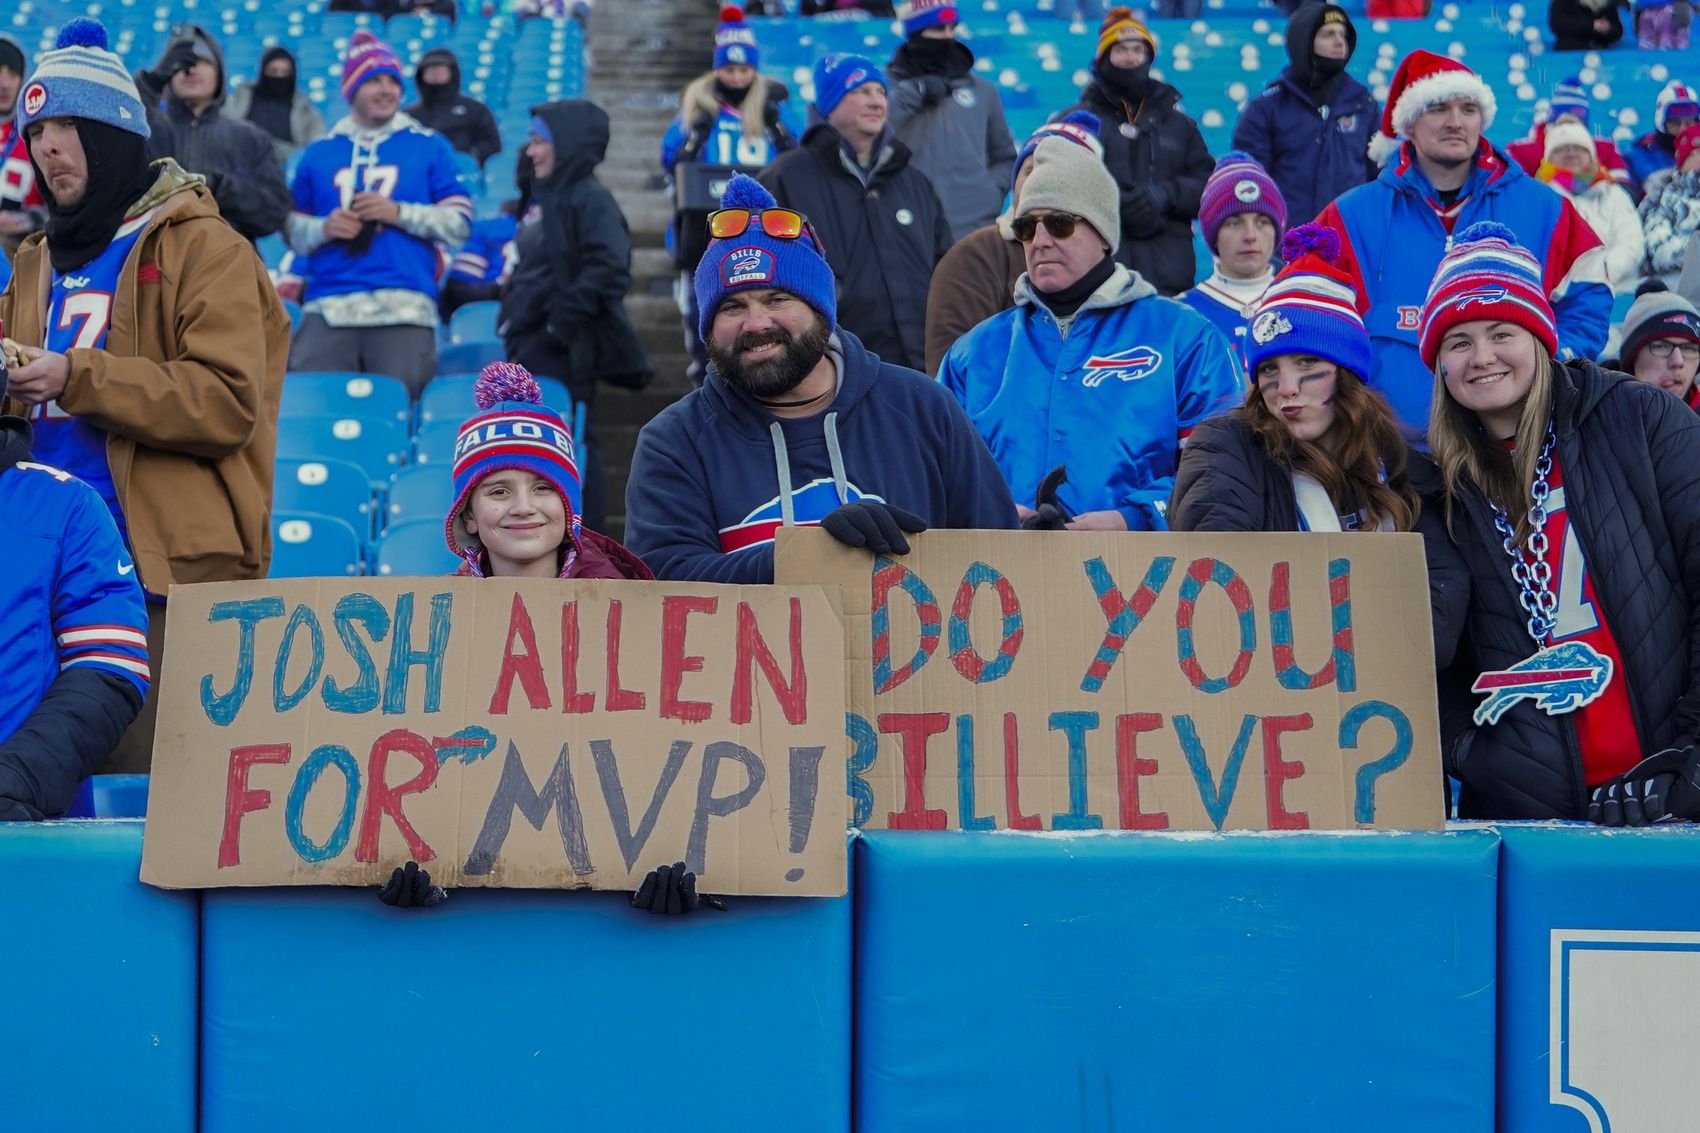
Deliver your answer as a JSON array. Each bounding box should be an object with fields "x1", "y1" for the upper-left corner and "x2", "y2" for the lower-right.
[{"x1": 1471, "y1": 641, "x2": 1613, "y2": 727}]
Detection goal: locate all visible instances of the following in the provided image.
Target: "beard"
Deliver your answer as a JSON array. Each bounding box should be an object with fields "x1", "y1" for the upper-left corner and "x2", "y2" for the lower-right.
[{"x1": 708, "y1": 314, "x2": 831, "y2": 401}]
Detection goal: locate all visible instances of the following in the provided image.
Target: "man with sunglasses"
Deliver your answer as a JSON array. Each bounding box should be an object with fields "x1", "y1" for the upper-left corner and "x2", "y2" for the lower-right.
[
  {"x1": 624, "y1": 174, "x2": 1016, "y2": 584},
  {"x1": 940, "y1": 128, "x2": 1239, "y2": 531},
  {"x1": 758, "y1": 53, "x2": 950, "y2": 373}
]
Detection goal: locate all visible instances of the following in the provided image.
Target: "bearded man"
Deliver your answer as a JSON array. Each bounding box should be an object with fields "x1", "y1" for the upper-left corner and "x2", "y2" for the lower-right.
[{"x1": 623, "y1": 174, "x2": 1016, "y2": 583}]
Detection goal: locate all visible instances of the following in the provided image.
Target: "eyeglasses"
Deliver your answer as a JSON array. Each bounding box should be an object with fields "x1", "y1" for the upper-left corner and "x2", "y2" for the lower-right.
[
  {"x1": 1646, "y1": 340, "x2": 1700, "y2": 360},
  {"x1": 707, "y1": 207, "x2": 826, "y2": 255},
  {"x1": 1011, "y1": 212, "x2": 1087, "y2": 243}
]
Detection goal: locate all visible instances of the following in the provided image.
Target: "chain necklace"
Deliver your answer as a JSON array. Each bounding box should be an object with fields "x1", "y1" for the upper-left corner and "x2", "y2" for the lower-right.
[{"x1": 1489, "y1": 428, "x2": 1558, "y2": 646}]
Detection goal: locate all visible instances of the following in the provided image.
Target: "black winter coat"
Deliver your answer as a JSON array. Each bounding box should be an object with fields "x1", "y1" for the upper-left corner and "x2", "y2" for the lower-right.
[
  {"x1": 135, "y1": 26, "x2": 290, "y2": 241},
  {"x1": 1442, "y1": 360, "x2": 1700, "y2": 819},
  {"x1": 1061, "y1": 80, "x2": 1215, "y2": 297},
  {"x1": 758, "y1": 123, "x2": 951, "y2": 372},
  {"x1": 1170, "y1": 415, "x2": 1469, "y2": 669},
  {"x1": 405, "y1": 50, "x2": 502, "y2": 167},
  {"x1": 500, "y1": 101, "x2": 649, "y2": 404},
  {"x1": 1547, "y1": 0, "x2": 1626, "y2": 51}
]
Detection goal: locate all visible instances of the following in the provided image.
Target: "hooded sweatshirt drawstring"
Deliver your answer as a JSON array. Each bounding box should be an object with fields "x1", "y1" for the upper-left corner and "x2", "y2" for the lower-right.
[{"x1": 769, "y1": 411, "x2": 851, "y2": 528}]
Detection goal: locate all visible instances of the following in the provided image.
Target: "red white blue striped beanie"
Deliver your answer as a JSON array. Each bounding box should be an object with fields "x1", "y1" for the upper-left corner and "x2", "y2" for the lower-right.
[
  {"x1": 1417, "y1": 221, "x2": 1557, "y2": 369},
  {"x1": 342, "y1": 30, "x2": 404, "y2": 103},
  {"x1": 1247, "y1": 223, "x2": 1370, "y2": 379},
  {"x1": 714, "y1": 6, "x2": 760, "y2": 71},
  {"x1": 17, "y1": 19, "x2": 149, "y2": 140},
  {"x1": 446, "y1": 363, "x2": 582, "y2": 575}
]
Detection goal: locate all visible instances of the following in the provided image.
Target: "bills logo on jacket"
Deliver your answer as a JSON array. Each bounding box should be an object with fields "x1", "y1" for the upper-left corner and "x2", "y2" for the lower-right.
[
  {"x1": 1080, "y1": 347, "x2": 1163, "y2": 388},
  {"x1": 722, "y1": 246, "x2": 774, "y2": 287},
  {"x1": 720, "y1": 478, "x2": 882, "y2": 552}
]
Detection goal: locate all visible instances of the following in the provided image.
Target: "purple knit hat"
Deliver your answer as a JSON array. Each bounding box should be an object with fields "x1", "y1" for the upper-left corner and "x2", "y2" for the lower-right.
[{"x1": 1198, "y1": 151, "x2": 1287, "y2": 254}]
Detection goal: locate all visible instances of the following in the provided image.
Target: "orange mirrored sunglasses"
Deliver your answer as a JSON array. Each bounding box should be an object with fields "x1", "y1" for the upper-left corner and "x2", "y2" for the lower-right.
[{"x1": 707, "y1": 207, "x2": 826, "y2": 253}]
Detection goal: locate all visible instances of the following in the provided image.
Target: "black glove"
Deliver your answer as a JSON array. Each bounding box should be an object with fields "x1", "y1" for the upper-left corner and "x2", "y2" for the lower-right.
[
  {"x1": 147, "y1": 40, "x2": 201, "y2": 86},
  {"x1": 631, "y1": 861, "x2": 727, "y2": 916},
  {"x1": 917, "y1": 75, "x2": 953, "y2": 105},
  {"x1": 377, "y1": 860, "x2": 448, "y2": 908},
  {"x1": 1587, "y1": 745, "x2": 1700, "y2": 827},
  {"x1": 820, "y1": 500, "x2": 927, "y2": 555},
  {"x1": 1022, "y1": 465, "x2": 1073, "y2": 531}
]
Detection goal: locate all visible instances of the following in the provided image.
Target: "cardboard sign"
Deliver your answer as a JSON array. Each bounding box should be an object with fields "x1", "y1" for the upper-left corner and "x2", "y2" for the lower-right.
[
  {"x1": 776, "y1": 529, "x2": 1444, "y2": 832},
  {"x1": 140, "y1": 579, "x2": 847, "y2": 896}
]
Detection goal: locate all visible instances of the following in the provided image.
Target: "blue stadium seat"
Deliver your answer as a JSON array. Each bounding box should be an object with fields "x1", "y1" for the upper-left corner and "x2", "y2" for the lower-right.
[
  {"x1": 449, "y1": 300, "x2": 501, "y2": 344},
  {"x1": 418, "y1": 371, "x2": 576, "y2": 429},
  {"x1": 270, "y1": 511, "x2": 365, "y2": 578},
  {"x1": 437, "y1": 338, "x2": 506, "y2": 375},
  {"x1": 282, "y1": 299, "x2": 303, "y2": 332},
  {"x1": 274, "y1": 457, "x2": 377, "y2": 536},
  {"x1": 387, "y1": 463, "x2": 455, "y2": 528},
  {"x1": 61, "y1": 774, "x2": 151, "y2": 819},
  {"x1": 412, "y1": 420, "x2": 462, "y2": 467},
  {"x1": 452, "y1": 149, "x2": 485, "y2": 195},
  {"x1": 276, "y1": 414, "x2": 410, "y2": 488},
  {"x1": 281, "y1": 371, "x2": 410, "y2": 428},
  {"x1": 374, "y1": 518, "x2": 462, "y2": 577}
]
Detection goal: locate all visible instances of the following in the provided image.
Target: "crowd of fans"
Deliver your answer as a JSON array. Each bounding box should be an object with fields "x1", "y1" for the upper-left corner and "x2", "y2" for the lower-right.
[{"x1": 5, "y1": 0, "x2": 1700, "y2": 881}]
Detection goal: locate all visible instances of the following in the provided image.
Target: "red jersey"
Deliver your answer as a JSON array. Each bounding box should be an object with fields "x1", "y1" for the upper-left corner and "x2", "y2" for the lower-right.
[
  {"x1": 0, "y1": 119, "x2": 43, "y2": 211},
  {"x1": 1528, "y1": 453, "x2": 1641, "y2": 783}
]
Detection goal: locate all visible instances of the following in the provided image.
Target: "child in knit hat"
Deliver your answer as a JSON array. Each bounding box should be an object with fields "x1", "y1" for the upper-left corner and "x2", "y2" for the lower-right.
[
  {"x1": 1181, "y1": 151, "x2": 1288, "y2": 380},
  {"x1": 445, "y1": 362, "x2": 652, "y2": 581}
]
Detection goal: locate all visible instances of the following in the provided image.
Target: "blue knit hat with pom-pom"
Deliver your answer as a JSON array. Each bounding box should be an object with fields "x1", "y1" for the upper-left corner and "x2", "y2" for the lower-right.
[
  {"x1": 693, "y1": 173, "x2": 837, "y2": 339},
  {"x1": 446, "y1": 362, "x2": 583, "y2": 577},
  {"x1": 1247, "y1": 223, "x2": 1371, "y2": 379},
  {"x1": 17, "y1": 18, "x2": 149, "y2": 139},
  {"x1": 1418, "y1": 220, "x2": 1556, "y2": 369}
]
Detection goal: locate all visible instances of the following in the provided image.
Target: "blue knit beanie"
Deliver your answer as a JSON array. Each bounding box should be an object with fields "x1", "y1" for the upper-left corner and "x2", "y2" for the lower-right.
[
  {"x1": 900, "y1": 0, "x2": 958, "y2": 37},
  {"x1": 1549, "y1": 77, "x2": 1589, "y2": 125},
  {"x1": 714, "y1": 6, "x2": 760, "y2": 71},
  {"x1": 17, "y1": 19, "x2": 149, "y2": 140},
  {"x1": 812, "y1": 53, "x2": 886, "y2": 119},
  {"x1": 1247, "y1": 224, "x2": 1372, "y2": 379},
  {"x1": 693, "y1": 173, "x2": 837, "y2": 339}
]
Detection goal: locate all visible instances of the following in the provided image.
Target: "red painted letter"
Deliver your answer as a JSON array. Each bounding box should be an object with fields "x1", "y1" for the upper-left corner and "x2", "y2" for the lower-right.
[
  {"x1": 1262, "y1": 714, "x2": 1312, "y2": 830},
  {"x1": 880, "y1": 712, "x2": 950, "y2": 829},
  {"x1": 218, "y1": 744, "x2": 292, "y2": 868},
  {"x1": 1001, "y1": 713, "x2": 1041, "y2": 830},
  {"x1": 355, "y1": 729, "x2": 440, "y2": 862},
  {"x1": 605, "y1": 600, "x2": 646, "y2": 711},
  {"x1": 731, "y1": 598, "x2": 807, "y2": 725},
  {"x1": 489, "y1": 592, "x2": 550, "y2": 714},
  {"x1": 660, "y1": 595, "x2": 718, "y2": 722},
  {"x1": 1114, "y1": 713, "x2": 1170, "y2": 830},
  {"x1": 559, "y1": 600, "x2": 595, "y2": 713}
]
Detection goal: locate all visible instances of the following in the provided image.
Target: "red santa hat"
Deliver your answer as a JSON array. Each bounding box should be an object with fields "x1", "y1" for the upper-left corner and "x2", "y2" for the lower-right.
[{"x1": 1368, "y1": 49, "x2": 1497, "y2": 166}]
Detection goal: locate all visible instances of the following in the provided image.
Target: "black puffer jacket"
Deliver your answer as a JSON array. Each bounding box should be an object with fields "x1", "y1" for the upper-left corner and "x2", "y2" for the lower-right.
[
  {"x1": 405, "y1": 49, "x2": 502, "y2": 167},
  {"x1": 1060, "y1": 77, "x2": 1214, "y2": 296},
  {"x1": 758, "y1": 123, "x2": 951, "y2": 372},
  {"x1": 1170, "y1": 414, "x2": 1469, "y2": 669},
  {"x1": 1442, "y1": 359, "x2": 1700, "y2": 819}
]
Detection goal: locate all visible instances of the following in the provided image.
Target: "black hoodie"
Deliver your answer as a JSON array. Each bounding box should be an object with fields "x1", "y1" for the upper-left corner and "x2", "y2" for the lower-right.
[{"x1": 405, "y1": 49, "x2": 502, "y2": 167}]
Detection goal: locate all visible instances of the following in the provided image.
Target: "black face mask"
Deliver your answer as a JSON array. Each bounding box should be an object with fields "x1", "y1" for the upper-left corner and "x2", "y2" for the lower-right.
[
  {"x1": 1095, "y1": 60, "x2": 1153, "y2": 103},
  {"x1": 32, "y1": 119, "x2": 158, "y2": 274},
  {"x1": 896, "y1": 34, "x2": 969, "y2": 78},
  {"x1": 257, "y1": 70, "x2": 294, "y2": 99},
  {"x1": 418, "y1": 77, "x2": 454, "y2": 106},
  {"x1": 1312, "y1": 54, "x2": 1348, "y2": 80},
  {"x1": 714, "y1": 78, "x2": 751, "y2": 107}
]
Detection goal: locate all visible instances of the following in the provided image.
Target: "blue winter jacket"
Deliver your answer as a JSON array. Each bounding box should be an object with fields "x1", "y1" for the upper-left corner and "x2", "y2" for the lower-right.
[
  {"x1": 624, "y1": 330, "x2": 1018, "y2": 583},
  {"x1": 1621, "y1": 131, "x2": 1676, "y2": 197},
  {"x1": 1231, "y1": 70, "x2": 1379, "y2": 226},
  {"x1": 939, "y1": 265, "x2": 1242, "y2": 529},
  {"x1": 1316, "y1": 142, "x2": 1611, "y2": 434}
]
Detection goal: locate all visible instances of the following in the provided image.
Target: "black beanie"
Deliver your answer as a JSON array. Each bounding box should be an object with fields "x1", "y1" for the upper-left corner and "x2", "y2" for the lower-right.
[
  {"x1": 0, "y1": 36, "x2": 26, "y2": 76},
  {"x1": 1620, "y1": 281, "x2": 1700, "y2": 370}
]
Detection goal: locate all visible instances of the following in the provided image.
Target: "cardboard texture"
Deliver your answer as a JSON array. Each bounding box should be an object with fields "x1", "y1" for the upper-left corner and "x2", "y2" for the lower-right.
[
  {"x1": 776, "y1": 529, "x2": 1443, "y2": 831},
  {"x1": 141, "y1": 578, "x2": 847, "y2": 896}
]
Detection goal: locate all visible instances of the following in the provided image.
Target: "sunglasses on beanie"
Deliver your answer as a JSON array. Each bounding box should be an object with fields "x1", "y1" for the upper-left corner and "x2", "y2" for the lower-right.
[
  {"x1": 707, "y1": 207, "x2": 827, "y2": 255},
  {"x1": 1011, "y1": 212, "x2": 1089, "y2": 243}
]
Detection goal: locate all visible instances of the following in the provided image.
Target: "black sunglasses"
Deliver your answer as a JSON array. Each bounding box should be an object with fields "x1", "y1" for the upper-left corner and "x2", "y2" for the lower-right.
[{"x1": 1011, "y1": 212, "x2": 1087, "y2": 243}]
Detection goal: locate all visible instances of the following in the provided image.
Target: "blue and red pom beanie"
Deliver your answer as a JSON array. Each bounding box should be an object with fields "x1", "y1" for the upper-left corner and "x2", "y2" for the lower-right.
[
  {"x1": 342, "y1": 30, "x2": 404, "y2": 103},
  {"x1": 813, "y1": 53, "x2": 886, "y2": 118},
  {"x1": 693, "y1": 173, "x2": 837, "y2": 339},
  {"x1": 17, "y1": 18, "x2": 149, "y2": 140},
  {"x1": 1198, "y1": 151, "x2": 1287, "y2": 255},
  {"x1": 714, "y1": 6, "x2": 760, "y2": 71},
  {"x1": 1418, "y1": 221, "x2": 1557, "y2": 369},
  {"x1": 446, "y1": 362, "x2": 583, "y2": 576},
  {"x1": 1247, "y1": 223, "x2": 1372, "y2": 379}
]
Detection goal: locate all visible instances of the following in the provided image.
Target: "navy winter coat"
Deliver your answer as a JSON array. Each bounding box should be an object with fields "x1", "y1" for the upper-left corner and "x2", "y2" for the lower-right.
[
  {"x1": 1169, "y1": 414, "x2": 1468, "y2": 669},
  {"x1": 1232, "y1": 71, "x2": 1379, "y2": 225},
  {"x1": 1441, "y1": 360, "x2": 1700, "y2": 819}
]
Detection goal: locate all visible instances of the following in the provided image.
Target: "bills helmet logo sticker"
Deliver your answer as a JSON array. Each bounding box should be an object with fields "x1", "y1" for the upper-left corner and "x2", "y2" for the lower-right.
[
  {"x1": 721, "y1": 246, "x2": 774, "y2": 287},
  {"x1": 1251, "y1": 311, "x2": 1293, "y2": 344},
  {"x1": 1233, "y1": 179, "x2": 1261, "y2": 203},
  {"x1": 1080, "y1": 347, "x2": 1163, "y2": 388},
  {"x1": 22, "y1": 83, "x2": 46, "y2": 117},
  {"x1": 1471, "y1": 641, "x2": 1614, "y2": 727}
]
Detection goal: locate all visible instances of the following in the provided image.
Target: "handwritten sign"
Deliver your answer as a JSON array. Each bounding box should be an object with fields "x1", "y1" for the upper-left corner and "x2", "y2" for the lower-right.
[
  {"x1": 776, "y1": 529, "x2": 1443, "y2": 832},
  {"x1": 140, "y1": 579, "x2": 847, "y2": 896}
]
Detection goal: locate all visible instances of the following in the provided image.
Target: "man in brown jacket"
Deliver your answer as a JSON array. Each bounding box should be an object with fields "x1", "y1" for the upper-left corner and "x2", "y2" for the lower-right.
[
  {"x1": 922, "y1": 113, "x2": 1102, "y2": 375},
  {"x1": 0, "y1": 18, "x2": 287, "y2": 771}
]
